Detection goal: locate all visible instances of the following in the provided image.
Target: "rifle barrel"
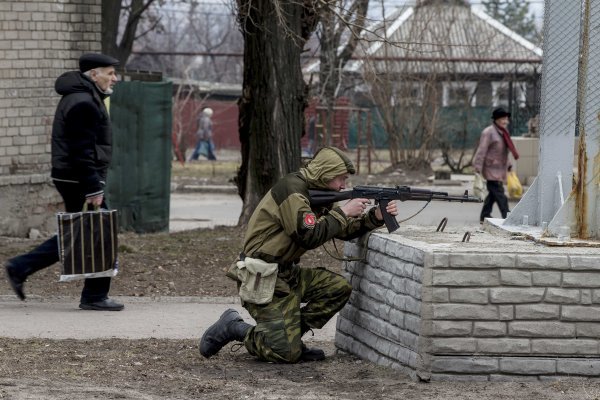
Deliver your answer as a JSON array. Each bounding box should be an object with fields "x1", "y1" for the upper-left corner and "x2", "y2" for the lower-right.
[{"x1": 308, "y1": 187, "x2": 482, "y2": 207}]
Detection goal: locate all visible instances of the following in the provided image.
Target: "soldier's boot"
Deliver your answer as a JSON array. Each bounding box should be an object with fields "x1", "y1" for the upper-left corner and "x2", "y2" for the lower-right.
[
  {"x1": 300, "y1": 343, "x2": 326, "y2": 362},
  {"x1": 199, "y1": 309, "x2": 252, "y2": 358},
  {"x1": 300, "y1": 324, "x2": 326, "y2": 362}
]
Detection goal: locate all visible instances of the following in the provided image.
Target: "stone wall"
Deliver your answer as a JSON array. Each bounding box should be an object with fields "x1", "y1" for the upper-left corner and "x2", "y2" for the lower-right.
[
  {"x1": 335, "y1": 227, "x2": 600, "y2": 381},
  {"x1": 0, "y1": 0, "x2": 102, "y2": 236},
  {"x1": 337, "y1": 234, "x2": 425, "y2": 380}
]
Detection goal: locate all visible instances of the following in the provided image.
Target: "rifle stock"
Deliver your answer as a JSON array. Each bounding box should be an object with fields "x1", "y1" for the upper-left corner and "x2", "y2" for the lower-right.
[{"x1": 308, "y1": 185, "x2": 482, "y2": 233}]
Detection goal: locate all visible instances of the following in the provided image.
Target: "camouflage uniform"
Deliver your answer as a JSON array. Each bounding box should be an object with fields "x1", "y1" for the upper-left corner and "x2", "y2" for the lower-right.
[{"x1": 229, "y1": 147, "x2": 384, "y2": 363}]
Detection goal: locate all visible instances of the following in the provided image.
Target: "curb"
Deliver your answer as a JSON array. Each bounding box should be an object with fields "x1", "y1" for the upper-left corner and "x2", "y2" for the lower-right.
[
  {"x1": 171, "y1": 184, "x2": 238, "y2": 194},
  {"x1": 0, "y1": 295, "x2": 240, "y2": 304}
]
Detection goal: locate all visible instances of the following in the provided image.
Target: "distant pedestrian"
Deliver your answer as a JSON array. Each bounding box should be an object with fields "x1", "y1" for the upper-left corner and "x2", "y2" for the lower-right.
[
  {"x1": 189, "y1": 107, "x2": 217, "y2": 161},
  {"x1": 4, "y1": 53, "x2": 124, "y2": 311},
  {"x1": 303, "y1": 114, "x2": 317, "y2": 157},
  {"x1": 473, "y1": 107, "x2": 520, "y2": 223}
]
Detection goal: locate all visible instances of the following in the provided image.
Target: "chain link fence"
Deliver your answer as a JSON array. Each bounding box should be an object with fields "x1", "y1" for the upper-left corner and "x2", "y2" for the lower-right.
[
  {"x1": 509, "y1": 0, "x2": 600, "y2": 237},
  {"x1": 538, "y1": 0, "x2": 579, "y2": 140},
  {"x1": 580, "y1": 0, "x2": 600, "y2": 142},
  {"x1": 539, "y1": 0, "x2": 600, "y2": 140}
]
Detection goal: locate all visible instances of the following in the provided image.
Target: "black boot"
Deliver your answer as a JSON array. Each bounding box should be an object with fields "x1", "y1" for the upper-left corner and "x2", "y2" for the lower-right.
[
  {"x1": 5, "y1": 262, "x2": 26, "y2": 301},
  {"x1": 199, "y1": 309, "x2": 252, "y2": 358},
  {"x1": 301, "y1": 343, "x2": 325, "y2": 362},
  {"x1": 300, "y1": 324, "x2": 325, "y2": 361},
  {"x1": 4, "y1": 236, "x2": 60, "y2": 301}
]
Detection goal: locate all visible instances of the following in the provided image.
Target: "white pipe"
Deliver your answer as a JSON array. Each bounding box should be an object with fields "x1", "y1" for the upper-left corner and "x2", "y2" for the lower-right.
[{"x1": 557, "y1": 171, "x2": 565, "y2": 205}]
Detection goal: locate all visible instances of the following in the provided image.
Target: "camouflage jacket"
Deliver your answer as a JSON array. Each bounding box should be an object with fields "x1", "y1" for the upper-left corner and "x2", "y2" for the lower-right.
[{"x1": 242, "y1": 148, "x2": 383, "y2": 265}]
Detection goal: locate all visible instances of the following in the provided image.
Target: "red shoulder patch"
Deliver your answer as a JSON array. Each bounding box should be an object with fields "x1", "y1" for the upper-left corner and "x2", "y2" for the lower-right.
[{"x1": 303, "y1": 212, "x2": 316, "y2": 229}]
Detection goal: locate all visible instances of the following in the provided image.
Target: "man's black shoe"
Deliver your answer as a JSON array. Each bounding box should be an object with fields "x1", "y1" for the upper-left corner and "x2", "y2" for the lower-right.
[
  {"x1": 79, "y1": 298, "x2": 124, "y2": 311},
  {"x1": 5, "y1": 262, "x2": 25, "y2": 301},
  {"x1": 301, "y1": 343, "x2": 326, "y2": 362},
  {"x1": 199, "y1": 308, "x2": 251, "y2": 358}
]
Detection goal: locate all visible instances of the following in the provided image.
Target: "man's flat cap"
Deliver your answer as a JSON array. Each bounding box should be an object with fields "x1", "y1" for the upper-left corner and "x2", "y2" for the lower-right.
[{"x1": 79, "y1": 53, "x2": 119, "y2": 73}]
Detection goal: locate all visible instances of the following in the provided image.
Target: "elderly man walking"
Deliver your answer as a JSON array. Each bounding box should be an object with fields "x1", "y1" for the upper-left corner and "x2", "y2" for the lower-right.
[{"x1": 4, "y1": 53, "x2": 124, "y2": 311}]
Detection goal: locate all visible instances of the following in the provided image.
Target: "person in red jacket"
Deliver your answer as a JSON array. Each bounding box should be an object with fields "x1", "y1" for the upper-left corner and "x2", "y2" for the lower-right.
[{"x1": 473, "y1": 107, "x2": 520, "y2": 223}]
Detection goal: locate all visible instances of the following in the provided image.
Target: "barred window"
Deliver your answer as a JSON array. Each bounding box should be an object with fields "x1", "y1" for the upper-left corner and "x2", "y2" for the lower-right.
[
  {"x1": 442, "y1": 82, "x2": 477, "y2": 107},
  {"x1": 492, "y1": 81, "x2": 527, "y2": 108}
]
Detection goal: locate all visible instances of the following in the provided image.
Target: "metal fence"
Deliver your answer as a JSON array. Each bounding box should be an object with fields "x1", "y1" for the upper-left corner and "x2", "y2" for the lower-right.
[{"x1": 507, "y1": 0, "x2": 600, "y2": 239}]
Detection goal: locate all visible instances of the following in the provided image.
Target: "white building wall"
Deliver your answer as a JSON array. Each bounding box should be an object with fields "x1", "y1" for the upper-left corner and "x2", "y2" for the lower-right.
[{"x1": 0, "y1": 0, "x2": 102, "y2": 236}]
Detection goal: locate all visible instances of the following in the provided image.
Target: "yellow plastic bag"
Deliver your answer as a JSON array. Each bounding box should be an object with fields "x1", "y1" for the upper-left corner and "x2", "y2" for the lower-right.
[
  {"x1": 507, "y1": 170, "x2": 523, "y2": 199},
  {"x1": 472, "y1": 173, "x2": 487, "y2": 201}
]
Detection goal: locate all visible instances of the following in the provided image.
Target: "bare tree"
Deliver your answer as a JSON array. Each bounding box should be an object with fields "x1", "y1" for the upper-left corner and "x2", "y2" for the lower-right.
[
  {"x1": 186, "y1": 4, "x2": 242, "y2": 82},
  {"x1": 129, "y1": 5, "x2": 203, "y2": 77},
  {"x1": 360, "y1": 1, "x2": 540, "y2": 172},
  {"x1": 317, "y1": 0, "x2": 370, "y2": 138},
  {"x1": 362, "y1": 3, "x2": 441, "y2": 169},
  {"x1": 234, "y1": 0, "x2": 319, "y2": 227},
  {"x1": 102, "y1": 0, "x2": 160, "y2": 62},
  {"x1": 127, "y1": 1, "x2": 244, "y2": 83}
]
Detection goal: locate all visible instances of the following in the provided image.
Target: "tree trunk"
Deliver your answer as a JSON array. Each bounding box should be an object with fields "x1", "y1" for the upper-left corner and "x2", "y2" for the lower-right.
[
  {"x1": 101, "y1": 0, "x2": 121, "y2": 56},
  {"x1": 101, "y1": 0, "x2": 156, "y2": 63},
  {"x1": 235, "y1": 0, "x2": 314, "y2": 227}
]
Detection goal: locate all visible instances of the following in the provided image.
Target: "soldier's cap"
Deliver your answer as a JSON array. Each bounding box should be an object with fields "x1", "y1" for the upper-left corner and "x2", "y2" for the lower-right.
[{"x1": 79, "y1": 53, "x2": 120, "y2": 73}]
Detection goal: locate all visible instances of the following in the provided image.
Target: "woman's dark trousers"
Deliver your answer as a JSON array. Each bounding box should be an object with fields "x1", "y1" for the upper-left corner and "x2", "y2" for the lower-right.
[{"x1": 480, "y1": 180, "x2": 510, "y2": 222}]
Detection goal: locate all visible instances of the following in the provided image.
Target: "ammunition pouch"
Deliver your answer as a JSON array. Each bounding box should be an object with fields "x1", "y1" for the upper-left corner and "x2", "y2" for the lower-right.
[{"x1": 230, "y1": 257, "x2": 279, "y2": 305}]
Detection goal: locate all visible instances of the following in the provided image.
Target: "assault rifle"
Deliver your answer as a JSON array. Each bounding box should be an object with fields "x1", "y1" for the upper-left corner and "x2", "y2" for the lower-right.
[{"x1": 308, "y1": 185, "x2": 482, "y2": 233}]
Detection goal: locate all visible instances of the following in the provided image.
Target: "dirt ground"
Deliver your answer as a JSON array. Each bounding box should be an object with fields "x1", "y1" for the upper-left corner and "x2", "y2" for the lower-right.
[{"x1": 2, "y1": 160, "x2": 600, "y2": 399}]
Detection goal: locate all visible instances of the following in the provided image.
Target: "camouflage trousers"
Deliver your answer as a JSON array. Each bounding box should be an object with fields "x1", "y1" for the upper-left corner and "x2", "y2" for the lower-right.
[{"x1": 242, "y1": 265, "x2": 352, "y2": 363}]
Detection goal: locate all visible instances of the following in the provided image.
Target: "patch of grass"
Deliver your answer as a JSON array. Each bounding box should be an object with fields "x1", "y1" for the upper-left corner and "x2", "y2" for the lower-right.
[
  {"x1": 118, "y1": 244, "x2": 136, "y2": 253},
  {"x1": 171, "y1": 160, "x2": 240, "y2": 181}
]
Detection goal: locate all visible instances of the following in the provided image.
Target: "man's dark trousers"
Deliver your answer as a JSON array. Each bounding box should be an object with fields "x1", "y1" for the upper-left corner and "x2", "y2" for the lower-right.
[
  {"x1": 8, "y1": 180, "x2": 111, "y2": 302},
  {"x1": 480, "y1": 180, "x2": 509, "y2": 222}
]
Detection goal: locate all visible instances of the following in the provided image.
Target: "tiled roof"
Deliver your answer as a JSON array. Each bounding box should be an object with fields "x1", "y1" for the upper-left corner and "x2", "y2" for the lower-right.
[{"x1": 306, "y1": 4, "x2": 542, "y2": 76}]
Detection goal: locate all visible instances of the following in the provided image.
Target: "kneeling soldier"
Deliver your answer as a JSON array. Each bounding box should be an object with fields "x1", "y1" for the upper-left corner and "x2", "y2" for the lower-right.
[{"x1": 200, "y1": 147, "x2": 397, "y2": 363}]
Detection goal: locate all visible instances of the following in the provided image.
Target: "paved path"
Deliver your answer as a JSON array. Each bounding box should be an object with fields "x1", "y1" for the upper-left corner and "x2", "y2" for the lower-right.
[
  {"x1": 170, "y1": 192, "x2": 241, "y2": 231},
  {"x1": 0, "y1": 296, "x2": 337, "y2": 342}
]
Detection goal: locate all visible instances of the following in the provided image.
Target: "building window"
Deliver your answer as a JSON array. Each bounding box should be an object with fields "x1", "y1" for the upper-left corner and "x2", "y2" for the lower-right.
[
  {"x1": 395, "y1": 82, "x2": 423, "y2": 106},
  {"x1": 442, "y1": 82, "x2": 477, "y2": 107},
  {"x1": 492, "y1": 82, "x2": 527, "y2": 108}
]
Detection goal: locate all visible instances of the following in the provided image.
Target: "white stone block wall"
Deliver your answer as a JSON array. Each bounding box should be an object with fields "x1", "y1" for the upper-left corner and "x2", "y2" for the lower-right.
[
  {"x1": 335, "y1": 230, "x2": 600, "y2": 381},
  {"x1": 0, "y1": 0, "x2": 102, "y2": 236},
  {"x1": 336, "y1": 234, "x2": 426, "y2": 380}
]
